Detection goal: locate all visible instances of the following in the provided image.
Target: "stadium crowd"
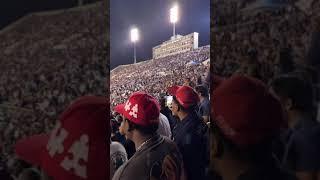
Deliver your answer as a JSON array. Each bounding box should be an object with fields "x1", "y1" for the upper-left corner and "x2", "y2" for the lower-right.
[
  {"x1": 0, "y1": 2, "x2": 107, "y2": 179},
  {"x1": 110, "y1": 45, "x2": 210, "y2": 107},
  {"x1": 2, "y1": 0, "x2": 320, "y2": 179},
  {"x1": 110, "y1": 0, "x2": 320, "y2": 180},
  {"x1": 212, "y1": 0, "x2": 319, "y2": 82},
  {"x1": 208, "y1": 0, "x2": 320, "y2": 180}
]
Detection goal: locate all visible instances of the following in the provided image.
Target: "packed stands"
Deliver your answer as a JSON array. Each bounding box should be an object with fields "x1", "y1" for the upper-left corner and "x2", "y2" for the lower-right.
[
  {"x1": 0, "y1": 2, "x2": 107, "y2": 178},
  {"x1": 110, "y1": 45, "x2": 210, "y2": 107}
]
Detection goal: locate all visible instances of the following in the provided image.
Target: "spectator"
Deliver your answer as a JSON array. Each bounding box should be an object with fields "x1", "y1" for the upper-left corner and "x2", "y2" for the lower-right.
[
  {"x1": 159, "y1": 97, "x2": 176, "y2": 129},
  {"x1": 169, "y1": 85, "x2": 208, "y2": 180},
  {"x1": 113, "y1": 92, "x2": 186, "y2": 180},
  {"x1": 0, "y1": 2, "x2": 107, "y2": 169},
  {"x1": 270, "y1": 74, "x2": 320, "y2": 180},
  {"x1": 111, "y1": 46, "x2": 210, "y2": 108},
  {"x1": 195, "y1": 85, "x2": 210, "y2": 124},
  {"x1": 110, "y1": 141, "x2": 127, "y2": 180},
  {"x1": 209, "y1": 75, "x2": 296, "y2": 180},
  {"x1": 158, "y1": 113, "x2": 172, "y2": 138}
]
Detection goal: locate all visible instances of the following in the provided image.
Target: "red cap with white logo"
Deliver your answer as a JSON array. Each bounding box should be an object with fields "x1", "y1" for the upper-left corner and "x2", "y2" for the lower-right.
[
  {"x1": 15, "y1": 96, "x2": 109, "y2": 180},
  {"x1": 114, "y1": 92, "x2": 160, "y2": 127}
]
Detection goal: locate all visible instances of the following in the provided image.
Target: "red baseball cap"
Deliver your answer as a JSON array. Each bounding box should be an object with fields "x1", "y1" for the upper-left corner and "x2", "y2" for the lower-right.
[
  {"x1": 114, "y1": 92, "x2": 160, "y2": 126},
  {"x1": 168, "y1": 85, "x2": 199, "y2": 109},
  {"x1": 212, "y1": 75, "x2": 287, "y2": 147},
  {"x1": 15, "y1": 96, "x2": 109, "y2": 180}
]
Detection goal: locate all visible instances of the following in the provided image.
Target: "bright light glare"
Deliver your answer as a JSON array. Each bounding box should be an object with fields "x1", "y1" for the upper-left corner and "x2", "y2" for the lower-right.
[
  {"x1": 130, "y1": 28, "x2": 139, "y2": 42},
  {"x1": 170, "y1": 5, "x2": 178, "y2": 23}
]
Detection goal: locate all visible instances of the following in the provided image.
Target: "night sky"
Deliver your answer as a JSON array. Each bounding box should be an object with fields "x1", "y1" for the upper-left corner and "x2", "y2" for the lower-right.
[{"x1": 110, "y1": 0, "x2": 210, "y2": 69}]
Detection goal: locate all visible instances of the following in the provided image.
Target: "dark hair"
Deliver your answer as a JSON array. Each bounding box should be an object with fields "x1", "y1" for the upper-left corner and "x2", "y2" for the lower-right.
[
  {"x1": 110, "y1": 119, "x2": 120, "y2": 134},
  {"x1": 159, "y1": 97, "x2": 166, "y2": 109},
  {"x1": 126, "y1": 119, "x2": 158, "y2": 136},
  {"x1": 271, "y1": 74, "x2": 314, "y2": 112},
  {"x1": 195, "y1": 85, "x2": 209, "y2": 97}
]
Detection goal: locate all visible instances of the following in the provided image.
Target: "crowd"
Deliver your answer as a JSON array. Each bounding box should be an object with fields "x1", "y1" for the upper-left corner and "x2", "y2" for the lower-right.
[
  {"x1": 0, "y1": 1, "x2": 107, "y2": 179},
  {"x1": 111, "y1": 45, "x2": 210, "y2": 107},
  {"x1": 110, "y1": 41, "x2": 210, "y2": 180},
  {"x1": 109, "y1": 0, "x2": 320, "y2": 180},
  {"x1": 110, "y1": 86, "x2": 210, "y2": 180},
  {"x1": 212, "y1": 0, "x2": 319, "y2": 82},
  {"x1": 209, "y1": 0, "x2": 320, "y2": 180},
  {"x1": 1, "y1": 0, "x2": 320, "y2": 179}
]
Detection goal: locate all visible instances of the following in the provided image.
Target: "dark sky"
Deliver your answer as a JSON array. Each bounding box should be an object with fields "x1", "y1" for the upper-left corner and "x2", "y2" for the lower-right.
[
  {"x1": 0, "y1": 0, "x2": 99, "y2": 30},
  {"x1": 110, "y1": 0, "x2": 210, "y2": 69}
]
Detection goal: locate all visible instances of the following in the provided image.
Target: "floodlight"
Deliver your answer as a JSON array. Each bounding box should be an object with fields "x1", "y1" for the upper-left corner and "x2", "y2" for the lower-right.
[
  {"x1": 170, "y1": 5, "x2": 178, "y2": 23},
  {"x1": 130, "y1": 28, "x2": 139, "y2": 43}
]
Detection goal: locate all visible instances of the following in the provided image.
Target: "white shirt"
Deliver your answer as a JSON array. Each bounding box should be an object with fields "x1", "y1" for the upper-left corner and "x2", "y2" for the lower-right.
[
  {"x1": 110, "y1": 141, "x2": 127, "y2": 179},
  {"x1": 158, "y1": 113, "x2": 172, "y2": 138}
]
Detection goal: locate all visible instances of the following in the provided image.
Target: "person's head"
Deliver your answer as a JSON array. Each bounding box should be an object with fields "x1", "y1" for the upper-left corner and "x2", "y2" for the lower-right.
[
  {"x1": 110, "y1": 119, "x2": 120, "y2": 136},
  {"x1": 195, "y1": 85, "x2": 209, "y2": 98},
  {"x1": 114, "y1": 92, "x2": 160, "y2": 140},
  {"x1": 167, "y1": 86, "x2": 199, "y2": 118},
  {"x1": 270, "y1": 74, "x2": 315, "y2": 116},
  {"x1": 211, "y1": 75, "x2": 287, "y2": 168},
  {"x1": 183, "y1": 78, "x2": 192, "y2": 86}
]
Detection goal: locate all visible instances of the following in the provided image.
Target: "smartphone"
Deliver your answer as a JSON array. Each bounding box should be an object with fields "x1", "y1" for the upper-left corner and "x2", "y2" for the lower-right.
[{"x1": 165, "y1": 96, "x2": 173, "y2": 108}]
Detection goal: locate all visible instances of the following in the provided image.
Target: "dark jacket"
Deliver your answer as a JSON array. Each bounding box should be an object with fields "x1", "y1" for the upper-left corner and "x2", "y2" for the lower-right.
[
  {"x1": 279, "y1": 118, "x2": 320, "y2": 172},
  {"x1": 172, "y1": 112, "x2": 208, "y2": 180},
  {"x1": 112, "y1": 134, "x2": 186, "y2": 180}
]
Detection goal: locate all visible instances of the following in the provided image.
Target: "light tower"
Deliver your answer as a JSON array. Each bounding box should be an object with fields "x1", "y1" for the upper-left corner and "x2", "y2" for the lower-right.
[
  {"x1": 170, "y1": 4, "x2": 179, "y2": 38},
  {"x1": 130, "y1": 28, "x2": 139, "y2": 64}
]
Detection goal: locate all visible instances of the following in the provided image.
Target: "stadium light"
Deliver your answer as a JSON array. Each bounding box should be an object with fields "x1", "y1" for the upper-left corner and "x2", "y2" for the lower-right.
[
  {"x1": 170, "y1": 4, "x2": 178, "y2": 38},
  {"x1": 130, "y1": 28, "x2": 139, "y2": 64},
  {"x1": 130, "y1": 28, "x2": 139, "y2": 43}
]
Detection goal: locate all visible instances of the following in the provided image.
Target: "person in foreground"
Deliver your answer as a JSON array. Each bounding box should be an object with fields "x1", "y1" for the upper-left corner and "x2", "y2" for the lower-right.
[
  {"x1": 208, "y1": 75, "x2": 297, "y2": 180},
  {"x1": 113, "y1": 92, "x2": 186, "y2": 180},
  {"x1": 270, "y1": 74, "x2": 320, "y2": 180},
  {"x1": 168, "y1": 85, "x2": 208, "y2": 180}
]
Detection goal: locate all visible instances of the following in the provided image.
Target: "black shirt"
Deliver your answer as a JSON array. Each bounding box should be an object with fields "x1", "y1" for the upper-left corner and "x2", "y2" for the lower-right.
[{"x1": 172, "y1": 112, "x2": 208, "y2": 180}]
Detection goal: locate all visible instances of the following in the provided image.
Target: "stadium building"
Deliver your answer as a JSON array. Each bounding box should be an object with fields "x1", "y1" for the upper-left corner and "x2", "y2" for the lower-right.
[{"x1": 152, "y1": 32, "x2": 199, "y2": 59}]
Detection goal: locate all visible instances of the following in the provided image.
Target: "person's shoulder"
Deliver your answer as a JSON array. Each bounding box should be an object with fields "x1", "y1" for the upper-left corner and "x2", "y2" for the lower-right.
[{"x1": 162, "y1": 136, "x2": 176, "y2": 146}]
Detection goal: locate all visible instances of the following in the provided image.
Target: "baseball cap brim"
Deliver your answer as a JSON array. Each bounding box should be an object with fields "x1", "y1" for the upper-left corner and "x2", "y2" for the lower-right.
[
  {"x1": 15, "y1": 134, "x2": 49, "y2": 166},
  {"x1": 114, "y1": 104, "x2": 126, "y2": 116},
  {"x1": 167, "y1": 85, "x2": 181, "y2": 96}
]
